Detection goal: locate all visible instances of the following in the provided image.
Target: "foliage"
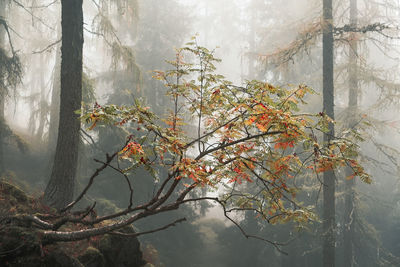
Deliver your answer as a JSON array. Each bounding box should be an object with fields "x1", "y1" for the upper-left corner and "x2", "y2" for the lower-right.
[
  {"x1": 0, "y1": 47, "x2": 22, "y2": 95},
  {"x1": 82, "y1": 40, "x2": 370, "y2": 231}
]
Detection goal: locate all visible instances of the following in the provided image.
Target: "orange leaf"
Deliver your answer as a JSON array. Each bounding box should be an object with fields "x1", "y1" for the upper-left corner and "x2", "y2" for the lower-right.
[
  {"x1": 256, "y1": 123, "x2": 267, "y2": 132},
  {"x1": 245, "y1": 116, "x2": 257, "y2": 126},
  {"x1": 346, "y1": 173, "x2": 356, "y2": 180}
]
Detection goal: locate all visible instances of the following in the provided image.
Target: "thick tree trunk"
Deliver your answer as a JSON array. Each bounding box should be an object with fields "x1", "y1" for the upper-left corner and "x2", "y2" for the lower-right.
[
  {"x1": 0, "y1": 0, "x2": 6, "y2": 175},
  {"x1": 343, "y1": 0, "x2": 358, "y2": 266},
  {"x1": 322, "y1": 0, "x2": 336, "y2": 266},
  {"x1": 44, "y1": 0, "x2": 83, "y2": 210}
]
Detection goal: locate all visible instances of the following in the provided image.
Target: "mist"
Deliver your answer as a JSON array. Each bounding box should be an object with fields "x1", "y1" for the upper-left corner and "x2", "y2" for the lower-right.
[{"x1": 1, "y1": 0, "x2": 400, "y2": 266}]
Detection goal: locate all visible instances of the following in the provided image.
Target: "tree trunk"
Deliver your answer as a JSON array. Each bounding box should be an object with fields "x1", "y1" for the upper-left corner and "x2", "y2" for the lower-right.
[
  {"x1": 0, "y1": 0, "x2": 6, "y2": 175},
  {"x1": 44, "y1": 0, "x2": 83, "y2": 210},
  {"x1": 36, "y1": 54, "x2": 47, "y2": 142},
  {"x1": 343, "y1": 0, "x2": 358, "y2": 266},
  {"x1": 48, "y1": 26, "x2": 62, "y2": 152},
  {"x1": 322, "y1": 0, "x2": 336, "y2": 266}
]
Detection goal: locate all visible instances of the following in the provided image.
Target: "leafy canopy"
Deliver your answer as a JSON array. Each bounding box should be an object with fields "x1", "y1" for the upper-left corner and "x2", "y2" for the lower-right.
[{"x1": 82, "y1": 39, "x2": 370, "y2": 226}]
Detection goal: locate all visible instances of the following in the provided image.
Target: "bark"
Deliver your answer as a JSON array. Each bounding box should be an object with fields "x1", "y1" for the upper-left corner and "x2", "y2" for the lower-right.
[
  {"x1": 322, "y1": 0, "x2": 336, "y2": 266},
  {"x1": 35, "y1": 54, "x2": 47, "y2": 142},
  {"x1": 44, "y1": 0, "x2": 83, "y2": 210},
  {"x1": 0, "y1": 0, "x2": 6, "y2": 175},
  {"x1": 48, "y1": 28, "x2": 61, "y2": 152},
  {"x1": 343, "y1": 0, "x2": 358, "y2": 266}
]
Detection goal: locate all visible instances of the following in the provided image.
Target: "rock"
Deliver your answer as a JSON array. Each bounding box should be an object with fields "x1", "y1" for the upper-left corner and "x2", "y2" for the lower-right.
[
  {"x1": 78, "y1": 247, "x2": 105, "y2": 267},
  {"x1": 0, "y1": 180, "x2": 28, "y2": 203},
  {"x1": 1, "y1": 244, "x2": 83, "y2": 267},
  {"x1": 0, "y1": 226, "x2": 40, "y2": 260},
  {"x1": 41, "y1": 249, "x2": 84, "y2": 267},
  {"x1": 98, "y1": 225, "x2": 146, "y2": 267}
]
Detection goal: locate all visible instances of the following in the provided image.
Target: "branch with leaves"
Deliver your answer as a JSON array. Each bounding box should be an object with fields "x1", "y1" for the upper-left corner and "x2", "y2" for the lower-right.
[{"x1": 1, "y1": 41, "x2": 370, "y2": 251}]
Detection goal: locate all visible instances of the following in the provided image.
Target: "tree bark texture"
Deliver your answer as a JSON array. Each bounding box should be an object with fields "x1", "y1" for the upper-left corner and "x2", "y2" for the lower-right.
[
  {"x1": 44, "y1": 0, "x2": 83, "y2": 210},
  {"x1": 35, "y1": 53, "x2": 47, "y2": 142},
  {"x1": 0, "y1": 0, "x2": 6, "y2": 175},
  {"x1": 344, "y1": 0, "x2": 358, "y2": 266},
  {"x1": 322, "y1": 0, "x2": 336, "y2": 266},
  {"x1": 48, "y1": 27, "x2": 61, "y2": 152}
]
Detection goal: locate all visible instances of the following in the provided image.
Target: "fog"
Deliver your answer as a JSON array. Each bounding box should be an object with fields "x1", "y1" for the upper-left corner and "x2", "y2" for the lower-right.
[{"x1": 1, "y1": 0, "x2": 400, "y2": 266}]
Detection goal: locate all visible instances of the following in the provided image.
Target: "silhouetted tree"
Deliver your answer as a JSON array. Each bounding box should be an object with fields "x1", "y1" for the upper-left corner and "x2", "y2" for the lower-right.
[
  {"x1": 44, "y1": 0, "x2": 83, "y2": 209},
  {"x1": 343, "y1": 1, "x2": 358, "y2": 265},
  {"x1": 322, "y1": 0, "x2": 336, "y2": 266},
  {"x1": 0, "y1": 0, "x2": 6, "y2": 175}
]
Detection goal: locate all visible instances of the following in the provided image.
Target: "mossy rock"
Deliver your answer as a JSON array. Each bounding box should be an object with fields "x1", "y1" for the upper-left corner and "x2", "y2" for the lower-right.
[
  {"x1": 99, "y1": 225, "x2": 146, "y2": 267},
  {"x1": 95, "y1": 198, "x2": 121, "y2": 216},
  {"x1": 0, "y1": 226, "x2": 40, "y2": 259},
  {"x1": 0, "y1": 180, "x2": 28, "y2": 203},
  {"x1": 2, "y1": 244, "x2": 84, "y2": 267},
  {"x1": 78, "y1": 246, "x2": 105, "y2": 267},
  {"x1": 40, "y1": 248, "x2": 84, "y2": 267}
]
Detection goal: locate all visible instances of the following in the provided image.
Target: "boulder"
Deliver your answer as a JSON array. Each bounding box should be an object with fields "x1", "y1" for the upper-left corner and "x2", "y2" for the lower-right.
[
  {"x1": 99, "y1": 225, "x2": 146, "y2": 267},
  {"x1": 78, "y1": 247, "x2": 105, "y2": 267}
]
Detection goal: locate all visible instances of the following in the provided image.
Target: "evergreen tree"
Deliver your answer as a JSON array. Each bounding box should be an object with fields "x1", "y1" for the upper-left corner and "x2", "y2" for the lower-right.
[
  {"x1": 44, "y1": 0, "x2": 84, "y2": 210},
  {"x1": 322, "y1": 0, "x2": 336, "y2": 266},
  {"x1": 343, "y1": 0, "x2": 358, "y2": 265}
]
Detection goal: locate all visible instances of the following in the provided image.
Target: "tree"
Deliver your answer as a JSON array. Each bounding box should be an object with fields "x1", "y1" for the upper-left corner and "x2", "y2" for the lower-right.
[
  {"x1": 322, "y1": 0, "x2": 336, "y2": 266},
  {"x1": 48, "y1": 26, "x2": 62, "y2": 153},
  {"x1": 43, "y1": 0, "x2": 83, "y2": 209},
  {"x1": 2, "y1": 41, "x2": 368, "y2": 251},
  {"x1": 0, "y1": 0, "x2": 22, "y2": 175},
  {"x1": 343, "y1": 1, "x2": 358, "y2": 265},
  {"x1": 0, "y1": 0, "x2": 6, "y2": 175}
]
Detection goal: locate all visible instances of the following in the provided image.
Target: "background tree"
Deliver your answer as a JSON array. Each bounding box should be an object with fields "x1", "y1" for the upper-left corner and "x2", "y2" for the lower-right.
[
  {"x1": 43, "y1": 0, "x2": 84, "y2": 209},
  {"x1": 0, "y1": 0, "x2": 6, "y2": 175},
  {"x1": 0, "y1": 0, "x2": 22, "y2": 175},
  {"x1": 322, "y1": 0, "x2": 336, "y2": 266},
  {"x1": 343, "y1": 0, "x2": 358, "y2": 265}
]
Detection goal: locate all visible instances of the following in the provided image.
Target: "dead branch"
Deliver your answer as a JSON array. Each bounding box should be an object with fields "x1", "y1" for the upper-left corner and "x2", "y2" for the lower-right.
[
  {"x1": 262, "y1": 21, "x2": 397, "y2": 67},
  {"x1": 94, "y1": 159, "x2": 134, "y2": 209},
  {"x1": 32, "y1": 39, "x2": 61, "y2": 54},
  {"x1": 334, "y1": 22, "x2": 388, "y2": 34},
  {"x1": 11, "y1": 0, "x2": 56, "y2": 31},
  {"x1": 110, "y1": 217, "x2": 186, "y2": 237},
  {"x1": 0, "y1": 214, "x2": 53, "y2": 230},
  {"x1": 60, "y1": 137, "x2": 132, "y2": 213}
]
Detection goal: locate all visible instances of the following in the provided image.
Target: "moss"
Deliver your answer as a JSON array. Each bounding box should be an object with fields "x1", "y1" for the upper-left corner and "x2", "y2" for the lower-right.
[
  {"x1": 0, "y1": 180, "x2": 29, "y2": 203},
  {"x1": 0, "y1": 228, "x2": 84, "y2": 267},
  {"x1": 95, "y1": 198, "x2": 121, "y2": 216},
  {"x1": 0, "y1": 179, "x2": 146, "y2": 267},
  {"x1": 0, "y1": 226, "x2": 40, "y2": 263},
  {"x1": 78, "y1": 246, "x2": 105, "y2": 267},
  {"x1": 99, "y1": 225, "x2": 146, "y2": 267}
]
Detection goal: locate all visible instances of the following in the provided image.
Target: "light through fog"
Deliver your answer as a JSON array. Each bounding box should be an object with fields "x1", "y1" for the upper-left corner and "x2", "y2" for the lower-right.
[{"x1": 2, "y1": 0, "x2": 400, "y2": 266}]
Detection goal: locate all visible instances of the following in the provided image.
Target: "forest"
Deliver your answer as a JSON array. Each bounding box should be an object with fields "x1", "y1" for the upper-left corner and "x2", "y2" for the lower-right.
[{"x1": 0, "y1": 0, "x2": 399, "y2": 266}]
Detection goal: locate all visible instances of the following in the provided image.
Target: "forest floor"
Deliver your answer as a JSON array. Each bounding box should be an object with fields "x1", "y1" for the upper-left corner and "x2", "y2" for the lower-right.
[{"x1": 0, "y1": 177, "x2": 149, "y2": 267}]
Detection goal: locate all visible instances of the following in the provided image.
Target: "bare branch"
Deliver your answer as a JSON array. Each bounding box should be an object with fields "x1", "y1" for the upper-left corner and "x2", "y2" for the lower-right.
[
  {"x1": 61, "y1": 137, "x2": 132, "y2": 212},
  {"x1": 94, "y1": 159, "x2": 134, "y2": 209},
  {"x1": 11, "y1": 0, "x2": 56, "y2": 31},
  {"x1": 32, "y1": 39, "x2": 61, "y2": 54},
  {"x1": 110, "y1": 218, "x2": 186, "y2": 237}
]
